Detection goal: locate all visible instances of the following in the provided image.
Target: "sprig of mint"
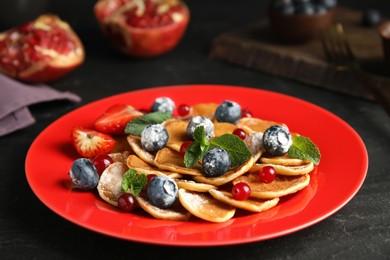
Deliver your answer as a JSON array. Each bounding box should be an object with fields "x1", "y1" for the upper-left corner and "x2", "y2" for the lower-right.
[
  {"x1": 288, "y1": 135, "x2": 321, "y2": 165},
  {"x1": 124, "y1": 111, "x2": 172, "y2": 136},
  {"x1": 184, "y1": 126, "x2": 252, "y2": 168},
  {"x1": 121, "y1": 169, "x2": 147, "y2": 196},
  {"x1": 184, "y1": 126, "x2": 210, "y2": 168}
]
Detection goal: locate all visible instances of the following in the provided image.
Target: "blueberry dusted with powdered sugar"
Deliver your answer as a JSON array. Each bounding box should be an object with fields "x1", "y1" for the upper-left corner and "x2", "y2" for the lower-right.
[
  {"x1": 151, "y1": 97, "x2": 175, "y2": 114},
  {"x1": 186, "y1": 116, "x2": 214, "y2": 139},
  {"x1": 69, "y1": 158, "x2": 99, "y2": 190},
  {"x1": 147, "y1": 176, "x2": 178, "y2": 208},
  {"x1": 141, "y1": 124, "x2": 169, "y2": 153},
  {"x1": 262, "y1": 125, "x2": 292, "y2": 156},
  {"x1": 202, "y1": 147, "x2": 231, "y2": 177}
]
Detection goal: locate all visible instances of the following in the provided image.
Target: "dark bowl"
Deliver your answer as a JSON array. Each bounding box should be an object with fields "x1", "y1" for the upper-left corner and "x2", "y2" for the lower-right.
[
  {"x1": 378, "y1": 20, "x2": 390, "y2": 62},
  {"x1": 268, "y1": 7, "x2": 336, "y2": 43}
]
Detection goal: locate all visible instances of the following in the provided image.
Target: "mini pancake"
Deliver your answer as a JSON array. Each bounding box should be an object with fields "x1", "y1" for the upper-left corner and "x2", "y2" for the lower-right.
[
  {"x1": 236, "y1": 117, "x2": 281, "y2": 133},
  {"x1": 193, "y1": 156, "x2": 255, "y2": 186},
  {"x1": 97, "y1": 162, "x2": 128, "y2": 207},
  {"x1": 249, "y1": 162, "x2": 314, "y2": 176},
  {"x1": 209, "y1": 189, "x2": 280, "y2": 213},
  {"x1": 233, "y1": 173, "x2": 310, "y2": 199},
  {"x1": 154, "y1": 147, "x2": 203, "y2": 176},
  {"x1": 126, "y1": 154, "x2": 182, "y2": 179},
  {"x1": 109, "y1": 151, "x2": 131, "y2": 164},
  {"x1": 190, "y1": 103, "x2": 219, "y2": 118},
  {"x1": 260, "y1": 155, "x2": 310, "y2": 166},
  {"x1": 163, "y1": 119, "x2": 189, "y2": 152},
  {"x1": 178, "y1": 189, "x2": 236, "y2": 223},
  {"x1": 136, "y1": 193, "x2": 191, "y2": 221},
  {"x1": 127, "y1": 135, "x2": 155, "y2": 165},
  {"x1": 175, "y1": 179, "x2": 217, "y2": 192}
]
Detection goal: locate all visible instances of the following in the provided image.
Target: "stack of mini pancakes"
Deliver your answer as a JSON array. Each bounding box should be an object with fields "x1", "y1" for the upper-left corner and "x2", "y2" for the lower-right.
[{"x1": 97, "y1": 103, "x2": 315, "y2": 223}]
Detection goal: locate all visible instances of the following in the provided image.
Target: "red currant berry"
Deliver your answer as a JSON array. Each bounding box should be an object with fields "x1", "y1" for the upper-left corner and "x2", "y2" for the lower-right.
[
  {"x1": 233, "y1": 128, "x2": 247, "y2": 140},
  {"x1": 179, "y1": 141, "x2": 193, "y2": 157},
  {"x1": 118, "y1": 193, "x2": 137, "y2": 212},
  {"x1": 232, "y1": 182, "x2": 251, "y2": 200},
  {"x1": 144, "y1": 174, "x2": 157, "y2": 190},
  {"x1": 258, "y1": 166, "x2": 276, "y2": 183},
  {"x1": 241, "y1": 108, "x2": 252, "y2": 118},
  {"x1": 92, "y1": 154, "x2": 113, "y2": 175},
  {"x1": 178, "y1": 104, "x2": 191, "y2": 117}
]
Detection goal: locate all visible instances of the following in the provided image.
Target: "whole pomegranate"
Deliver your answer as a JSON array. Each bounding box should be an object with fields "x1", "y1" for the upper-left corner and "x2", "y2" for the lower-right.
[
  {"x1": 94, "y1": 0, "x2": 190, "y2": 58},
  {"x1": 0, "y1": 14, "x2": 85, "y2": 83}
]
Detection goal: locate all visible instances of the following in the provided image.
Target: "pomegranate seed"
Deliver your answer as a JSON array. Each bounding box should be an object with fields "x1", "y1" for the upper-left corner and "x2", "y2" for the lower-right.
[
  {"x1": 258, "y1": 166, "x2": 276, "y2": 183},
  {"x1": 232, "y1": 182, "x2": 251, "y2": 200},
  {"x1": 178, "y1": 104, "x2": 191, "y2": 116},
  {"x1": 179, "y1": 141, "x2": 192, "y2": 157},
  {"x1": 118, "y1": 193, "x2": 137, "y2": 212},
  {"x1": 241, "y1": 108, "x2": 252, "y2": 118},
  {"x1": 233, "y1": 128, "x2": 246, "y2": 140},
  {"x1": 92, "y1": 153, "x2": 113, "y2": 175}
]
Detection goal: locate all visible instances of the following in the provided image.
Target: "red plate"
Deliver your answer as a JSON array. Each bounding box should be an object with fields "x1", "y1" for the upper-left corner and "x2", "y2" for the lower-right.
[{"x1": 25, "y1": 85, "x2": 368, "y2": 246}]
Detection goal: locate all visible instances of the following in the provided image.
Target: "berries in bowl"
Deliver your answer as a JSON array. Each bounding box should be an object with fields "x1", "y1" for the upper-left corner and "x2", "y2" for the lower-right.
[
  {"x1": 268, "y1": 0, "x2": 337, "y2": 43},
  {"x1": 378, "y1": 20, "x2": 390, "y2": 62},
  {"x1": 94, "y1": 0, "x2": 190, "y2": 58}
]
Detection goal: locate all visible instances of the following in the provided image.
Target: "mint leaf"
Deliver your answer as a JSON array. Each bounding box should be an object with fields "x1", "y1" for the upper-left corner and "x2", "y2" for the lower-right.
[
  {"x1": 184, "y1": 126, "x2": 252, "y2": 168},
  {"x1": 288, "y1": 135, "x2": 321, "y2": 165},
  {"x1": 210, "y1": 134, "x2": 252, "y2": 167},
  {"x1": 184, "y1": 126, "x2": 210, "y2": 168},
  {"x1": 125, "y1": 112, "x2": 172, "y2": 136},
  {"x1": 121, "y1": 169, "x2": 147, "y2": 196}
]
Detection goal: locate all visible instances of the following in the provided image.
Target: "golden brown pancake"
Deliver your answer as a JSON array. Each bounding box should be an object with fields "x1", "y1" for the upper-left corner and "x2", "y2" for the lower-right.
[
  {"x1": 163, "y1": 119, "x2": 189, "y2": 152},
  {"x1": 190, "y1": 103, "x2": 219, "y2": 118},
  {"x1": 154, "y1": 147, "x2": 203, "y2": 176},
  {"x1": 126, "y1": 154, "x2": 182, "y2": 179},
  {"x1": 136, "y1": 193, "x2": 191, "y2": 221},
  {"x1": 209, "y1": 189, "x2": 280, "y2": 212},
  {"x1": 233, "y1": 173, "x2": 310, "y2": 199},
  {"x1": 127, "y1": 135, "x2": 156, "y2": 165},
  {"x1": 260, "y1": 155, "x2": 310, "y2": 166},
  {"x1": 178, "y1": 189, "x2": 236, "y2": 223},
  {"x1": 175, "y1": 179, "x2": 217, "y2": 192},
  {"x1": 97, "y1": 162, "x2": 128, "y2": 207},
  {"x1": 249, "y1": 162, "x2": 314, "y2": 176},
  {"x1": 236, "y1": 117, "x2": 281, "y2": 133}
]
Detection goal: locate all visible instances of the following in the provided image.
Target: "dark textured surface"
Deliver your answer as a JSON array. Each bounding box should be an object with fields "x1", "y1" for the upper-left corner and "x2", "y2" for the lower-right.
[{"x1": 1, "y1": 0, "x2": 390, "y2": 259}]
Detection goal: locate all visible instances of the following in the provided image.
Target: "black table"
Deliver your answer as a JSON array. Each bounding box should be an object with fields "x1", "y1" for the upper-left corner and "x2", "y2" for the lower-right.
[{"x1": 1, "y1": 0, "x2": 389, "y2": 259}]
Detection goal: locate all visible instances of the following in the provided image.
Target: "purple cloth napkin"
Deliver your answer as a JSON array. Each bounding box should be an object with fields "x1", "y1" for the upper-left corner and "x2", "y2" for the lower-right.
[{"x1": 0, "y1": 74, "x2": 81, "y2": 137}]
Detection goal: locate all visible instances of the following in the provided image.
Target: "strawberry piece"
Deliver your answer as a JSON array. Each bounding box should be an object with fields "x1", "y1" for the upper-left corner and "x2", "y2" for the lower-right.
[
  {"x1": 94, "y1": 104, "x2": 143, "y2": 135},
  {"x1": 71, "y1": 127, "x2": 116, "y2": 158}
]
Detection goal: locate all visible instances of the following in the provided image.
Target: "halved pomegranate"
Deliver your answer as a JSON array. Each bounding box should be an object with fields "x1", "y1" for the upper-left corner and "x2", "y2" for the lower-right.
[
  {"x1": 0, "y1": 14, "x2": 85, "y2": 83},
  {"x1": 94, "y1": 0, "x2": 190, "y2": 57}
]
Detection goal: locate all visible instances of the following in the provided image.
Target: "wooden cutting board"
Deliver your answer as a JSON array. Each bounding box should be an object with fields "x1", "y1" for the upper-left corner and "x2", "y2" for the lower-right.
[{"x1": 210, "y1": 6, "x2": 390, "y2": 100}]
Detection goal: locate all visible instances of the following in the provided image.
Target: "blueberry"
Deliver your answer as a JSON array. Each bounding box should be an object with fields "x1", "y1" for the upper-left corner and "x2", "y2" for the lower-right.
[
  {"x1": 215, "y1": 100, "x2": 242, "y2": 124},
  {"x1": 294, "y1": 2, "x2": 315, "y2": 15},
  {"x1": 151, "y1": 97, "x2": 175, "y2": 115},
  {"x1": 69, "y1": 158, "x2": 99, "y2": 190},
  {"x1": 316, "y1": 0, "x2": 337, "y2": 9},
  {"x1": 270, "y1": 0, "x2": 295, "y2": 14},
  {"x1": 262, "y1": 125, "x2": 292, "y2": 156},
  {"x1": 362, "y1": 9, "x2": 381, "y2": 27},
  {"x1": 141, "y1": 124, "x2": 169, "y2": 153},
  {"x1": 186, "y1": 116, "x2": 214, "y2": 139},
  {"x1": 202, "y1": 148, "x2": 231, "y2": 177},
  {"x1": 147, "y1": 176, "x2": 178, "y2": 208}
]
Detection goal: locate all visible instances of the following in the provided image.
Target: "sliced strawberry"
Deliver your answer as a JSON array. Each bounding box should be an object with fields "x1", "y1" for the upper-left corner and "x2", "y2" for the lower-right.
[
  {"x1": 71, "y1": 127, "x2": 116, "y2": 158},
  {"x1": 94, "y1": 104, "x2": 144, "y2": 135}
]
